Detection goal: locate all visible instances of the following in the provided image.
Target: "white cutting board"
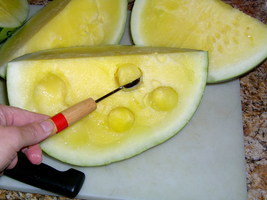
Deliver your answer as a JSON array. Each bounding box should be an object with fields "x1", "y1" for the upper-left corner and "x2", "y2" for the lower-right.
[{"x1": 0, "y1": 5, "x2": 247, "y2": 200}]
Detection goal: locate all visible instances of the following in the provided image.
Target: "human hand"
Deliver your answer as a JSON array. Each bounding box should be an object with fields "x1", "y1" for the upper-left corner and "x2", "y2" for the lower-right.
[{"x1": 0, "y1": 105, "x2": 54, "y2": 174}]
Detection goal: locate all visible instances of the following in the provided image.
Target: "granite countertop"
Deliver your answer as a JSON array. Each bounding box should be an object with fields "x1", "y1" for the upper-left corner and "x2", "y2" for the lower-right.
[{"x1": 0, "y1": 0, "x2": 266, "y2": 199}]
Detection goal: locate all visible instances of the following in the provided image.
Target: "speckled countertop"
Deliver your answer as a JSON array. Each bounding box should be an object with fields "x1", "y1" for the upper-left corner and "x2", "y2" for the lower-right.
[{"x1": 0, "y1": 0, "x2": 266, "y2": 199}]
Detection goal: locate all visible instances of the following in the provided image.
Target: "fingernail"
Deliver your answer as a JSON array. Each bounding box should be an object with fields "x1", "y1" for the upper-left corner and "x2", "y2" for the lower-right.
[{"x1": 40, "y1": 120, "x2": 54, "y2": 136}]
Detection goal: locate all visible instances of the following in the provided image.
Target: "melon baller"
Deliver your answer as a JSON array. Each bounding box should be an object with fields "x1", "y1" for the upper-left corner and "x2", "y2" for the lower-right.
[
  {"x1": 4, "y1": 77, "x2": 141, "y2": 198},
  {"x1": 49, "y1": 77, "x2": 141, "y2": 135}
]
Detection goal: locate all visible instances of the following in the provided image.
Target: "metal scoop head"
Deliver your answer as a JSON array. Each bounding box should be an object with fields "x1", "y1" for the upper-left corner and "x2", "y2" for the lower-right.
[{"x1": 95, "y1": 78, "x2": 141, "y2": 103}]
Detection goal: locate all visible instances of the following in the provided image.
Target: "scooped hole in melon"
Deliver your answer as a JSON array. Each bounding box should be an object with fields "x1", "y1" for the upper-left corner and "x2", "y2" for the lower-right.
[
  {"x1": 32, "y1": 73, "x2": 68, "y2": 115},
  {"x1": 6, "y1": 46, "x2": 208, "y2": 166},
  {"x1": 149, "y1": 86, "x2": 178, "y2": 111},
  {"x1": 115, "y1": 63, "x2": 142, "y2": 87},
  {"x1": 108, "y1": 107, "x2": 135, "y2": 132}
]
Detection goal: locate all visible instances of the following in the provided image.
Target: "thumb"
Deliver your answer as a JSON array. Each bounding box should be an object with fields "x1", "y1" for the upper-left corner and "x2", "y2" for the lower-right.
[{"x1": 17, "y1": 120, "x2": 55, "y2": 149}]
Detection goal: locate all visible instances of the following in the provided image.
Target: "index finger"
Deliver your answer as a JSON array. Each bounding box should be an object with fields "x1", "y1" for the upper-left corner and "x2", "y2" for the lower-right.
[{"x1": 0, "y1": 105, "x2": 49, "y2": 126}]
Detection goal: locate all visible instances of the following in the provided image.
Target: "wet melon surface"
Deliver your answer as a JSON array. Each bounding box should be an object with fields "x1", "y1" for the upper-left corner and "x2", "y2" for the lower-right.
[
  {"x1": 7, "y1": 46, "x2": 208, "y2": 166},
  {"x1": 131, "y1": 0, "x2": 267, "y2": 83},
  {"x1": 0, "y1": 0, "x2": 127, "y2": 77}
]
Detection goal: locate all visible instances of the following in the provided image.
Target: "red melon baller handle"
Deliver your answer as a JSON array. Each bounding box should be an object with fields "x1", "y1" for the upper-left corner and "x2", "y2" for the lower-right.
[{"x1": 50, "y1": 98, "x2": 97, "y2": 135}]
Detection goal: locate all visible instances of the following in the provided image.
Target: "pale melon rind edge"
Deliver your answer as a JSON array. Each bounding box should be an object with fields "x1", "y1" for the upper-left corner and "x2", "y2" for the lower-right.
[
  {"x1": 6, "y1": 63, "x2": 21, "y2": 107},
  {"x1": 110, "y1": 0, "x2": 128, "y2": 44},
  {"x1": 16, "y1": 0, "x2": 30, "y2": 25},
  {"x1": 0, "y1": 60, "x2": 6, "y2": 77},
  {"x1": 0, "y1": 0, "x2": 72, "y2": 78},
  {"x1": 130, "y1": 0, "x2": 145, "y2": 46},
  {"x1": 0, "y1": 0, "x2": 129, "y2": 78},
  {"x1": 207, "y1": 46, "x2": 267, "y2": 83},
  {"x1": 41, "y1": 54, "x2": 208, "y2": 167},
  {"x1": 43, "y1": 79, "x2": 208, "y2": 167},
  {"x1": 45, "y1": 53, "x2": 208, "y2": 167},
  {"x1": 0, "y1": 0, "x2": 29, "y2": 28},
  {"x1": 6, "y1": 45, "x2": 207, "y2": 62},
  {"x1": 130, "y1": 0, "x2": 267, "y2": 84},
  {"x1": 6, "y1": 49, "x2": 208, "y2": 166}
]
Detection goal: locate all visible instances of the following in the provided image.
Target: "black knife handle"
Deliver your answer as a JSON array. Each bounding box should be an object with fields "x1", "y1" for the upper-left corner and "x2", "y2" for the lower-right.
[{"x1": 4, "y1": 152, "x2": 85, "y2": 198}]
